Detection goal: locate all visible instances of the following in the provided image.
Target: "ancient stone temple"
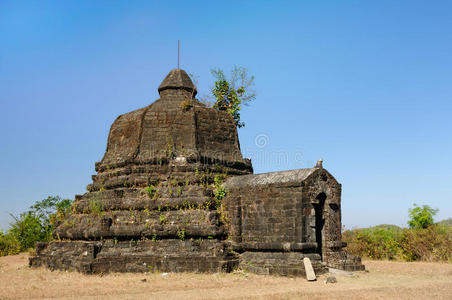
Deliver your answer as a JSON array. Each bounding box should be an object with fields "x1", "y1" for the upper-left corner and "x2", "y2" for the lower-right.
[{"x1": 30, "y1": 69, "x2": 364, "y2": 276}]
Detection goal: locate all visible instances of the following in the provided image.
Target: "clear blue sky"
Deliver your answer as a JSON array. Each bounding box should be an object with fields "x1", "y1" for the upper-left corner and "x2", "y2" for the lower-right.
[{"x1": 1, "y1": 0, "x2": 451, "y2": 230}]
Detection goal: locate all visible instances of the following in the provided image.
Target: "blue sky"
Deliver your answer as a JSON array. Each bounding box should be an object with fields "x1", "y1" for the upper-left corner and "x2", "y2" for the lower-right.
[{"x1": 1, "y1": 0, "x2": 451, "y2": 230}]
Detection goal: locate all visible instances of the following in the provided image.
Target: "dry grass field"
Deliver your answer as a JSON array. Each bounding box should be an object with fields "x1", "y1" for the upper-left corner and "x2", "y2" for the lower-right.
[{"x1": 1, "y1": 253, "x2": 451, "y2": 300}]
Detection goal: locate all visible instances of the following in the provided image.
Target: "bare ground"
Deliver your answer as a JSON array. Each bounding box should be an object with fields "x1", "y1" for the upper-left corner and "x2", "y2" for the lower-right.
[{"x1": 1, "y1": 254, "x2": 451, "y2": 300}]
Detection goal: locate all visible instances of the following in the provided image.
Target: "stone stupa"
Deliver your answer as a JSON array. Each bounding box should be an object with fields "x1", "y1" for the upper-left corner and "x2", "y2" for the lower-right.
[{"x1": 30, "y1": 69, "x2": 364, "y2": 276}]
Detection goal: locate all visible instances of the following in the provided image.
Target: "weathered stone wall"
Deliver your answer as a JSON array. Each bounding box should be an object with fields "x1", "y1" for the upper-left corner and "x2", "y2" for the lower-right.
[
  {"x1": 239, "y1": 252, "x2": 325, "y2": 276},
  {"x1": 30, "y1": 239, "x2": 237, "y2": 274},
  {"x1": 225, "y1": 184, "x2": 304, "y2": 246},
  {"x1": 194, "y1": 106, "x2": 244, "y2": 163}
]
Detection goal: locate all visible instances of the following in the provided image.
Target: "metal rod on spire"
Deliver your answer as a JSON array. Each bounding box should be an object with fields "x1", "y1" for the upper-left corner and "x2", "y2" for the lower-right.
[{"x1": 178, "y1": 40, "x2": 180, "y2": 69}]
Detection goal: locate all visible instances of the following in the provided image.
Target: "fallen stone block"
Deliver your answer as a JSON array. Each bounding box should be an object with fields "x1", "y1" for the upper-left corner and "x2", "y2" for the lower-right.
[{"x1": 303, "y1": 257, "x2": 316, "y2": 281}]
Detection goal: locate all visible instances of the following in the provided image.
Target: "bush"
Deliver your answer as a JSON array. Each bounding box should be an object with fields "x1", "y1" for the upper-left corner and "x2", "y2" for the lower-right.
[
  {"x1": 343, "y1": 204, "x2": 451, "y2": 262},
  {"x1": 343, "y1": 224, "x2": 452, "y2": 262},
  {"x1": 0, "y1": 196, "x2": 73, "y2": 256},
  {"x1": 0, "y1": 231, "x2": 21, "y2": 256},
  {"x1": 9, "y1": 212, "x2": 51, "y2": 251},
  {"x1": 343, "y1": 225, "x2": 403, "y2": 260},
  {"x1": 400, "y1": 225, "x2": 452, "y2": 262}
]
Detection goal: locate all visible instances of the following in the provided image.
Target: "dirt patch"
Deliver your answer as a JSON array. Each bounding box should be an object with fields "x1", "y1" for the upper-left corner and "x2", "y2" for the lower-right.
[{"x1": 1, "y1": 254, "x2": 451, "y2": 299}]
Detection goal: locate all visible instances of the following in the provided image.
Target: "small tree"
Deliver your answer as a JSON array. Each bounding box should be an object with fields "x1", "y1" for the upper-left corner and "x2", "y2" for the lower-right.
[
  {"x1": 408, "y1": 204, "x2": 438, "y2": 229},
  {"x1": 9, "y1": 212, "x2": 49, "y2": 251},
  {"x1": 5, "y1": 196, "x2": 72, "y2": 252},
  {"x1": 210, "y1": 66, "x2": 256, "y2": 128},
  {"x1": 30, "y1": 196, "x2": 73, "y2": 228}
]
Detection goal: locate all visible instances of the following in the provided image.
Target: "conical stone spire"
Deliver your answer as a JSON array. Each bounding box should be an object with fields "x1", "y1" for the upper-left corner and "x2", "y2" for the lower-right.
[{"x1": 158, "y1": 69, "x2": 197, "y2": 96}]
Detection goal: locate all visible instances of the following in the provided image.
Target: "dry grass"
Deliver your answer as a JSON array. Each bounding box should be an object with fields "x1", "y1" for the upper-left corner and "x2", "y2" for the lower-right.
[{"x1": 1, "y1": 254, "x2": 451, "y2": 299}]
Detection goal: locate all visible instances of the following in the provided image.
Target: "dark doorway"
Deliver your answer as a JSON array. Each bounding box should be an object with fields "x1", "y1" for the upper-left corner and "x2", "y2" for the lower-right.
[{"x1": 313, "y1": 193, "x2": 326, "y2": 258}]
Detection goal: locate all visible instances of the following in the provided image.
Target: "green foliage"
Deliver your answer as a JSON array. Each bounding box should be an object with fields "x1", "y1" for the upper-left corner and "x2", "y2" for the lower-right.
[
  {"x1": 8, "y1": 212, "x2": 50, "y2": 251},
  {"x1": 177, "y1": 186, "x2": 182, "y2": 197},
  {"x1": 400, "y1": 225, "x2": 451, "y2": 262},
  {"x1": 89, "y1": 198, "x2": 104, "y2": 215},
  {"x1": 210, "y1": 66, "x2": 255, "y2": 128},
  {"x1": 408, "y1": 204, "x2": 438, "y2": 229},
  {"x1": 30, "y1": 196, "x2": 73, "y2": 227},
  {"x1": 214, "y1": 186, "x2": 226, "y2": 201},
  {"x1": 343, "y1": 223, "x2": 452, "y2": 262},
  {"x1": 159, "y1": 214, "x2": 167, "y2": 224},
  {"x1": 0, "y1": 196, "x2": 73, "y2": 256},
  {"x1": 0, "y1": 231, "x2": 21, "y2": 256},
  {"x1": 344, "y1": 206, "x2": 451, "y2": 262},
  {"x1": 145, "y1": 185, "x2": 156, "y2": 198},
  {"x1": 343, "y1": 226, "x2": 403, "y2": 260},
  {"x1": 213, "y1": 174, "x2": 227, "y2": 201},
  {"x1": 177, "y1": 228, "x2": 185, "y2": 240}
]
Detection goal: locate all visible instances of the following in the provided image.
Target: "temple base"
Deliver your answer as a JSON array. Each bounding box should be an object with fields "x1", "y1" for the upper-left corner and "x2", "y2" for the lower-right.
[{"x1": 29, "y1": 240, "x2": 238, "y2": 274}]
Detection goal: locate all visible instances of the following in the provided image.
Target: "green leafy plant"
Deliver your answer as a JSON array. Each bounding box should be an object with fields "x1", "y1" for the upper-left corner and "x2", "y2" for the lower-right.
[
  {"x1": 210, "y1": 66, "x2": 255, "y2": 128},
  {"x1": 343, "y1": 226, "x2": 403, "y2": 260},
  {"x1": 214, "y1": 186, "x2": 226, "y2": 201},
  {"x1": 143, "y1": 207, "x2": 151, "y2": 217},
  {"x1": 89, "y1": 198, "x2": 103, "y2": 215},
  {"x1": 177, "y1": 228, "x2": 185, "y2": 240},
  {"x1": 177, "y1": 187, "x2": 182, "y2": 197},
  {"x1": 159, "y1": 214, "x2": 167, "y2": 224},
  {"x1": 145, "y1": 185, "x2": 156, "y2": 198}
]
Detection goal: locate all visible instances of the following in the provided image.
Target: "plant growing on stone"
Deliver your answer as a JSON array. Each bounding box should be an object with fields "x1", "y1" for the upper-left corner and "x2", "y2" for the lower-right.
[
  {"x1": 217, "y1": 203, "x2": 229, "y2": 224},
  {"x1": 214, "y1": 186, "x2": 226, "y2": 201},
  {"x1": 177, "y1": 186, "x2": 182, "y2": 197},
  {"x1": 159, "y1": 214, "x2": 167, "y2": 224},
  {"x1": 177, "y1": 228, "x2": 185, "y2": 240},
  {"x1": 210, "y1": 66, "x2": 256, "y2": 128},
  {"x1": 143, "y1": 207, "x2": 151, "y2": 217},
  {"x1": 213, "y1": 174, "x2": 227, "y2": 201},
  {"x1": 180, "y1": 100, "x2": 193, "y2": 111},
  {"x1": 145, "y1": 185, "x2": 156, "y2": 198},
  {"x1": 166, "y1": 138, "x2": 174, "y2": 158}
]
